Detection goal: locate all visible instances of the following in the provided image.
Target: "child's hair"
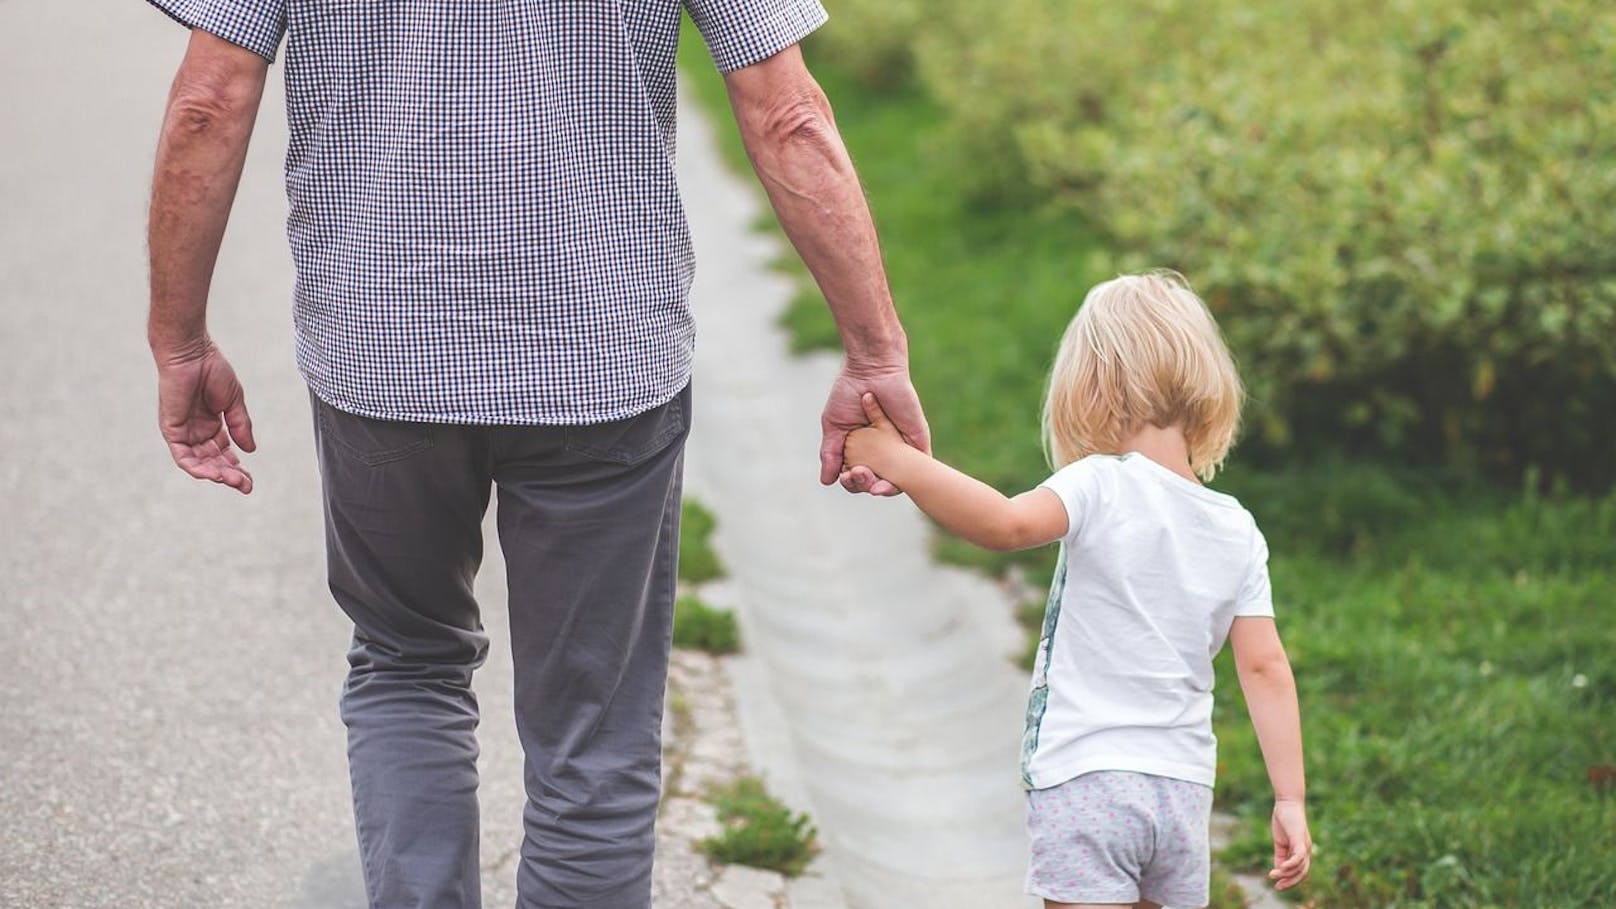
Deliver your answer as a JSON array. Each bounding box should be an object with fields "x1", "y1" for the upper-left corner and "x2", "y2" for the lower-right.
[{"x1": 1042, "y1": 270, "x2": 1243, "y2": 481}]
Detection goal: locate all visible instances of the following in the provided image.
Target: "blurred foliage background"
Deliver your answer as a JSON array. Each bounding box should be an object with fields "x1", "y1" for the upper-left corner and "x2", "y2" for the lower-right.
[
  {"x1": 683, "y1": 2, "x2": 1615, "y2": 906},
  {"x1": 823, "y1": 0, "x2": 1616, "y2": 488}
]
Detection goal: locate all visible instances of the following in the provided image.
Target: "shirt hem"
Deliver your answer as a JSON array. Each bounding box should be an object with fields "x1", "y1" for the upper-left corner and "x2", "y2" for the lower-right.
[
  {"x1": 1025, "y1": 754, "x2": 1215, "y2": 790},
  {"x1": 301, "y1": 373, "x2": 693, "y2": 427}
]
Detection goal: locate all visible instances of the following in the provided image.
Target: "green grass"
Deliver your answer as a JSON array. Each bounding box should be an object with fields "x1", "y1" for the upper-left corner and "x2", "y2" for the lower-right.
[
  {"x1": 678, "y1": 26, "x2": 1616, "y2": 909},
  {"x1": 1209, "y1": 476, "x2": 1616, "y2": 907},
  {"x1": 700, "y1": 776, "x2": 819, "y2": 877},
  {"x1": 673, "y1": 595, "x2": 741, "y2": 655},
  {"x1": 679, "y1": 498, "x2": 725, "y2": 585}
]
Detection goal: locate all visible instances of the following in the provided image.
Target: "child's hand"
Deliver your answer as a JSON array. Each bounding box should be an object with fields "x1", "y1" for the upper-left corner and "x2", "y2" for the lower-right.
[
  {"x1": 1269, "y1": 798, "x2": 1312, "y2": 891},
  {"x1": 842, "y1": 393, "x2": 909, "y2": 478}
]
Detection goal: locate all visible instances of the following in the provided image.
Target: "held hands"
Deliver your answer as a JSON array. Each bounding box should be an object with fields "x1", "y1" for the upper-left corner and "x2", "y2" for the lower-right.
[
  {"x1": 1269, "y1": 798, "x2": 1313, "y2": 891},
  {"x1": 821, "y1": 362, "x2": 929, "y2": 496},
  {"x1": 154, "y1": 340, "x2": 257, "y2": 495},
  {"x1": 842, "y1": 393, "x2": 911, "y2": 483}
]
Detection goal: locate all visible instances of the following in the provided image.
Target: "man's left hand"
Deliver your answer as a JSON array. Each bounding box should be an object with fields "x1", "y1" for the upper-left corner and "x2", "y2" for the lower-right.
[{"x1": 820, "y1": 361, "x2": 929, "y2": 496}]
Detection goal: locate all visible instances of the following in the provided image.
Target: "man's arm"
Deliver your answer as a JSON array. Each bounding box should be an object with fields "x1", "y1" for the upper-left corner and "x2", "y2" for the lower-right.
[
  {"x1": 148, "y1": 30, "x2": 269, "y2": 495},
  {"x1": 722, "y1": 46, "x2": 928, "y2": 494}
]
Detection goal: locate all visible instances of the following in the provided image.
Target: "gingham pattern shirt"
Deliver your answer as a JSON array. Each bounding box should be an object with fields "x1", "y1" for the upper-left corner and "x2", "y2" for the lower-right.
[{"x1": 145, "y1": 0, "x2": 828, "y2": 424}]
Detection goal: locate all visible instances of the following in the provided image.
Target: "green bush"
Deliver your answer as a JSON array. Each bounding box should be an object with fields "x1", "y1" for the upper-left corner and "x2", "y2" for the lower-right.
[
  {"x1": 682, "y1": 25, "x2": 1616, "y2": 905},
  {"x1": 673, "y1": 596, "x2": 741, "y2": 654},
  {"x1": 700, "y1": 777, "x2": 819, "y2": 876},
  {"x1": 908, "y1": 0, "x2": 1616, "y2": 487},
  {"x1": 808, "y1": 0, "x2": 923, "y2": 88},
  {"x1": 679, "y1": 498, "x2": 725, "y2": 584}
]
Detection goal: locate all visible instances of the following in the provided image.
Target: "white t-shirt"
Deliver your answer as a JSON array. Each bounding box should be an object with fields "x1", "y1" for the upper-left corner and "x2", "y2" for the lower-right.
[{"x1": 1020, "y1": 453, "x2": 1273, "y2": 791}]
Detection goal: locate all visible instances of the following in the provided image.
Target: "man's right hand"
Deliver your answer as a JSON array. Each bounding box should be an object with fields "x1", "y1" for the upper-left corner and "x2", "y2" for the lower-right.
[
  {"x1": 155, "y1": 341, "x2": 257, "y2": 495},
  {"x1": 147, "y1": 30, "x2": 268, "y2": 497}
]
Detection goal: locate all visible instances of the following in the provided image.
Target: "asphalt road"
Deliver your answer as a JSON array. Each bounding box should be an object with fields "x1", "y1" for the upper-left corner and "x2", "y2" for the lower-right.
[
  {"x1": 2, "y1": 3, "x2": 1044, "y2": 907},
  {"x1": 0, "y1": 3, "x2": 526, "y2": 906}
]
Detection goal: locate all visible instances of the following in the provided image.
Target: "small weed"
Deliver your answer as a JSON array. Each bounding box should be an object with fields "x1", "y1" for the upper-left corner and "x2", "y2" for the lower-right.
[
  {"x1": 679, "y1": 498, "x2": 725, "y2": 584},
  {"x1": 673, "y1": 596, "x2": 741, "y2": 655},
  {"x1": 700, "y1": 777, "x2": 818, "y2": 877}
]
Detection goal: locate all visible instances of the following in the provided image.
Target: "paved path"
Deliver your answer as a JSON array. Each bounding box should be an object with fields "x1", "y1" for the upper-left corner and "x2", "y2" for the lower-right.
[
  {"x1": 2, "y1": 2, "x2": 1037, "y2": 907},
  {"x1": 0, "y1": 3, "x2": 528, "y2": 906},
  {"x1": 674, "y1": 86, "x2": 1041, "y2": 909}
]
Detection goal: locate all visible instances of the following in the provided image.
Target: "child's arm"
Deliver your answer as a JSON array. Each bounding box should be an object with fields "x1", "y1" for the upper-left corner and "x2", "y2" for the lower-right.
[
  {"x1": 843, "y1": 394, "x2": 1067, "y2": 552},
  {"x1": 1229, "y1": 616, "x2": 1312, "y2": 891}
]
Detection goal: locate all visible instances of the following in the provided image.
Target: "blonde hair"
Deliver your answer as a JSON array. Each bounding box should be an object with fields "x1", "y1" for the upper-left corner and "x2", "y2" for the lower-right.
[{"x1": 1042, "y1": 270, "x2": 1243, "y2": 481}]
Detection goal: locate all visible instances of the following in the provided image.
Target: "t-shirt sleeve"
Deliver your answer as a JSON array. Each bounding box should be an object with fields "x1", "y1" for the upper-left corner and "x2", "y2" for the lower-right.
[
  {"x1": 1037, "y1": 458, "x2": 1104, "y2": 540},
  {"x1": 144, "y1": 0, "x2": 288, "y2": 63},
  {"x1": 1235, "y1": 527, "x2": 1275, "y2": 618},
  {"x1": 683, "y1": 0, "x2": 829, "y2": 73}
]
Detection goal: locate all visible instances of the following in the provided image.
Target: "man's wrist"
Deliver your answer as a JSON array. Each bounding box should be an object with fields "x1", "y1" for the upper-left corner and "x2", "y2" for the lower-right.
[
  {"x1": 842, "y1": 326, "x2": 909, "y2": 374},
  {"x1": 148, "y1": 329, "x2": 212, "y2": 366}
]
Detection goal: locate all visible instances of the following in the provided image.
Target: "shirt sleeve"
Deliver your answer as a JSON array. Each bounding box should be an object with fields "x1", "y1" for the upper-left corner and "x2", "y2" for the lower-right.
[
  {"x1": 683, "y1": 0, "x2": 829, "y2": 73},
  {"x1": 144, "y1": 0, "x2": 288, "y2": 63},
  {"x1": 1235, "y1": 527, "x2": 1275, "y2": 618},
  {"x1": 1037, "y1": 458, "x2": 1104, "y2": 541}
]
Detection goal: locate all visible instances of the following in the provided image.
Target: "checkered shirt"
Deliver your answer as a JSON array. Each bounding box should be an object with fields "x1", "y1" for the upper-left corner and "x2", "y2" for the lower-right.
[{"x1": 145, "y1": 0, "x2": 828, "y2": 424}]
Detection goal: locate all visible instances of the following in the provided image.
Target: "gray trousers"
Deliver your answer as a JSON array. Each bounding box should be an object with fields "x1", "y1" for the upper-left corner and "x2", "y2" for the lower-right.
[{"x1": 309, "y1": 385, "x2": 691, "y2": 909}]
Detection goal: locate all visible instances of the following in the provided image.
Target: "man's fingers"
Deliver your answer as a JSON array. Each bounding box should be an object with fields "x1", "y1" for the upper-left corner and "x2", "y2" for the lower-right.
[
  {"x1": 213, "y1": 461, "x2": 253, "y2": 494},
  {"x1": 843, "y1": 465, "x2": 877, "y2": 494},
  {"x1": 837, "y1": 466, "x2": 901, "y2": 497},
  {"x1": 172, "y1": 443, "x2": 254, "y2": 495},
  {"x1": 819, "y1": 426, "x2": 845, "y2": 486},
  {"x1": 901, "y1": 413, "x2": 932, "y2": 456},
  {"x1": 224, "y1": 395, "x2": 256, "y2": 452},
  {"x1": 884, "y1": 393, "x2": 931, "y2": 455},
  {"x1": 226, "y1": 467, "x2": 254, "y2": 495}
]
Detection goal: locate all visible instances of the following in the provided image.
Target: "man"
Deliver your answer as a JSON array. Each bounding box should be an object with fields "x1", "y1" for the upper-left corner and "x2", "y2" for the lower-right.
[{"x1": 143, "y1": 1, "x2": 927, "y2": 907}]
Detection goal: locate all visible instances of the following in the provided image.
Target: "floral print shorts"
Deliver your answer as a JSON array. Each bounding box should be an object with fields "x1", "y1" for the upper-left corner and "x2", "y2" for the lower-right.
[{"x1": 1026, "y1": 770, "x2": 1214, "y2": 907}]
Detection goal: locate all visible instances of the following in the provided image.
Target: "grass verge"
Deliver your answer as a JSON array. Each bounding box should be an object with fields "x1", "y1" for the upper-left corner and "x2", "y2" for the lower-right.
[
  {"x1": 700, "y1": 776, "x2": 819, "y2": 877},
  {"x1": 679, "y1": 498, "x2": 725, "y2": 585},
  {"x1": 673, "y1": 595, "x2": 741, "y2": 655}
]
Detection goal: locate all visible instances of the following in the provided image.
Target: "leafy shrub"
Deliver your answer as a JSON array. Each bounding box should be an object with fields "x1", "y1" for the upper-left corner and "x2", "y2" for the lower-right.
[
  {"x1": 809, "y1": 0, "x2": 924, "y2": 88},
  {"x1": 679, "y1": 498, "x2": 725, "y2": 584},
  {"x1": 700, "y1": 777, "x2": 819, "y2": 876},
  {"x1": 673, "y1": 596, "x2": 741, "y2": 654},
  {"x1": 913, "y1": 0, "x2": 1616, "y2": 487}
]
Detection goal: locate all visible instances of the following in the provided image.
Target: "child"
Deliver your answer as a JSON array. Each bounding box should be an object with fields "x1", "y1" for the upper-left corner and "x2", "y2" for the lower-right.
[{"x1": 843, "y1": 271, "x2": 1310, "y2": 909}]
